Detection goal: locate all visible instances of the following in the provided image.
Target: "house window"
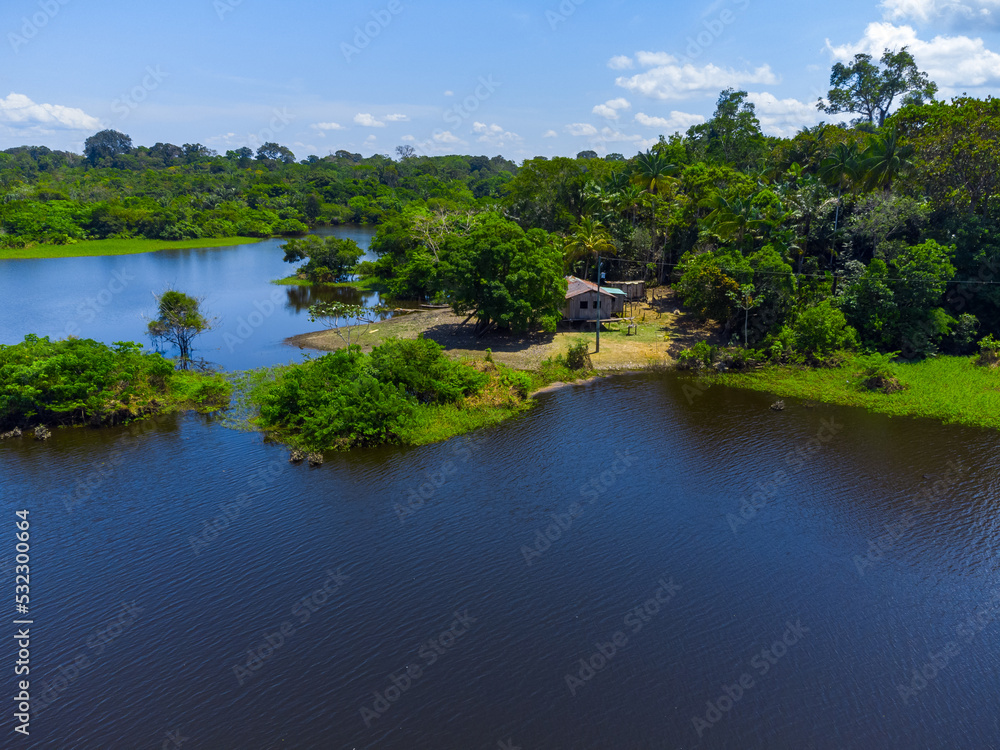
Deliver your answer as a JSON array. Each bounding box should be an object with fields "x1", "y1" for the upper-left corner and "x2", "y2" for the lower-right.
[
  {"x1": 579, "y1": 301, "x2": 588, "y2": 309},
  {"x1": 595, "y1": 299, "x2": 601, "y2": 309}
]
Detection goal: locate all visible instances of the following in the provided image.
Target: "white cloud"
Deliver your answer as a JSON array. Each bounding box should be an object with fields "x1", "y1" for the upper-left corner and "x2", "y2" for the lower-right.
[
  {"x1": 634, "y1": 110, "x2": 705, "y2": 131},
  {"x1": 444, "y1": 90, "x2": 454, "y2": 96},
  {"x1": 385, "y1": 113, "x2": 409, "y2": 122},
  {"x1": 881, "y1": 0, "x2": 1000, "y2": 26},
  {"x1": 826, "y1": 22, "x2": 1000, "y2": 95},
  {"x1": 354, "y1": 112, "x2": 386, "y2": 127},
  {"x1": 434, "y1": 130, "x2": 463, "y2": 144},
  {"x1": 401, "y1": 134, "x2": 415, "y2": 142},
  {"x1": 472, "y1": 121, "x2": 521, "y2": 147},
  {"x1": 635, "y1": 51, "x2": 676, "y2": 67},
  {"x1": 542, "y1": 129, "x2": 558, "y2": 138},
  {"x1": 364, "y1": 134, "x2": 377, "y2": 142},
  {"x1": 608, "y1": 55, "x2": 634, "y2": 70},
  {"x1": 746, "y1": 92, "x2": 837, "y2": 136},
  {"x1": 0, "y1": 93, "x2": 101, "y2": 130},
  {"x1": 615, "y1": 54, "x2": 779, "y2": 100},
  {"x1": 566, "y1": 123, "x2": 599, "y2": 136},
  {"x1": 311, "y1": 121, "x2": 344, "y2": 131},
  {"x1": 592, "y1": 97, "x2": 631, "y2": 120}
]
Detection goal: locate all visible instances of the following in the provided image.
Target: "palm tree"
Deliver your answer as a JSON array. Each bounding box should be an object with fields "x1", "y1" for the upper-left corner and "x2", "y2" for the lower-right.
[
  {"x1": 631, "y1": 151, "x2": 679, "y2": 196},
  {"x1": 819, "y1": 142, "x2": 861, "y2": 275},
  {"x1": 564, "y1": 217, "x2": 616, "y2": 281},
  {"x1": 859, "y1": 125, "x2": 914, "y2": 191}
]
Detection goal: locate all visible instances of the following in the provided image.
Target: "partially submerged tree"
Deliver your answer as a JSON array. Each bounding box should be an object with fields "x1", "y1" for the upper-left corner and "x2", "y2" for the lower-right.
[{"x1": 147, "y1": 290, "x2": 212, "y2": 368}]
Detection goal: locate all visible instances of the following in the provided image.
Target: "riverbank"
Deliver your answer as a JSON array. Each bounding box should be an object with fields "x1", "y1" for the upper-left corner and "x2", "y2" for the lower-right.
[
  {"x1": 271, "y1": 275, "x2": 386, "y2": 291},
  {"x1": 713, "y1": 354, "x2": 1000, "y2": 431},
  {"x1": 286, "y1": 288, "x2": 717, "y2": 371},
  {"x1": 1, "y1": 236, "x2": 263, "y2": 260}
]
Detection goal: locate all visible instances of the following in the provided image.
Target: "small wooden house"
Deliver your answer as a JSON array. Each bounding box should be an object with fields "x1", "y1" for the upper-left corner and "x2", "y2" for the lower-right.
[{"x1": 563, "y1": 276, "x2": 627, "y2": 321}]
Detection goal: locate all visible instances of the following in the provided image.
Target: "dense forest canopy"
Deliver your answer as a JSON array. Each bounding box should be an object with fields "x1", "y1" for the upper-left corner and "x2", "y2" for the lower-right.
[{"x1": 5, "y1": 51, "x2": 1000, "y2": 361}]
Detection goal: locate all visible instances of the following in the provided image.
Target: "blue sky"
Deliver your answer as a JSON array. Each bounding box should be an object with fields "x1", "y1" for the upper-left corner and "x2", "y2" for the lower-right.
[{"x1": 4, "y1": 0, "x2": 1000, "y2": 161}]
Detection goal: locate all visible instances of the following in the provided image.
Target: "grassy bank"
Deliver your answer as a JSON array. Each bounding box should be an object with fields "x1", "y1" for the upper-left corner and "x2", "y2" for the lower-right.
[
  {"x1": 1, "y1": 236, "x2": 263, "y2": 260},
  {"x1": 714, "y1": 354, "x2": 1000, "y2": 430},
  {"x1": 271, "y1": 275, "x2": 387, "y2": 292}
]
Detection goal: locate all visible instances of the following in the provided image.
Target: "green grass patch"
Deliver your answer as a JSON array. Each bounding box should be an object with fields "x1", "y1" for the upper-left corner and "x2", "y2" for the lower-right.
[
  {"x1": 714, "y1": 353, "x2": 1000, "y2": 430},
  {"x1": 1, "y1": 236, "x2": 263, "y2": 260},
  {"x1": 270, "y1": 275, "x2": 388, "y2": 292}
]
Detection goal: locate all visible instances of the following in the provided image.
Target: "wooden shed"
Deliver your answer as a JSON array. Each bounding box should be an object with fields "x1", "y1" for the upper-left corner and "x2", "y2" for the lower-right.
[
  {"x1": 603, "y1": 280, "x2": 646, "y2": 301},
  {"x1": 563, "y1": 276, "x2": 627, "y2": 321}
]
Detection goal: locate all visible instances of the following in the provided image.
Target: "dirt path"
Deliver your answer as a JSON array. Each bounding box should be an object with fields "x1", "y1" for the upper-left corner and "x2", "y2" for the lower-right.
[{"x1": 285, "y1": 290, "x2": 722, "y2": 371}]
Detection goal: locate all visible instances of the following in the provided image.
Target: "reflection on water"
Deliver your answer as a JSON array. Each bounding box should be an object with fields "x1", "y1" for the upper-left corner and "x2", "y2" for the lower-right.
[{"x1": 282, "y1": 283, "x2": 380, "y2": 313}]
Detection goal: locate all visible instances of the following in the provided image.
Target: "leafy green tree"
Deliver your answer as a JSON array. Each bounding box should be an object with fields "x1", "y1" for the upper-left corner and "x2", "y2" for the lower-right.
[
  {"x1": 282, "y1": 235, "x2": 364, "y2": 282},
  {"x1": 894, "y1": 96, "x2": 1000, "y2": 215},
  {"x1": 438, "y1": 212, "x2": 567, "y2": 334},
  {"x1": 146, "y1": 290, "x2": 212, "y2": 367},
  {"x1": 256, "y1": 143, "x2": 295, "y2": 163},
  {"x1": 84, "y1": 130, "x2": 133, "y2": 165},
  {"x1": 687, "y1": 89, "x2": 765, "y2": 170},
  {"x1": 818, "y1": 48, "x2": 937, "y2": 127}
]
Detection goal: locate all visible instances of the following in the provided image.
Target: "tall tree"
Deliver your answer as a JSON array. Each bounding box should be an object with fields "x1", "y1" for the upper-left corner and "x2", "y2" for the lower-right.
[
  {"x1": 83, "y1": 130, "x2": 133, "y2": 165},
  {"x1": 564, "y1": 217, "x2": 615, "y2": 280},
  {"x1": 818, "y1": 47, "x2": 937, "y2": 127}
]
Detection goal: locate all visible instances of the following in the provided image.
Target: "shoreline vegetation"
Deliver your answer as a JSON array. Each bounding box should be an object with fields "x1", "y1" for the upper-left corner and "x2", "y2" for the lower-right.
[
  {"x1": 1, "y1": 236, "x2": 263, "y2": 260},
  {"x1": 0, "y1": 336, "x2": 230, "y2": 438}
]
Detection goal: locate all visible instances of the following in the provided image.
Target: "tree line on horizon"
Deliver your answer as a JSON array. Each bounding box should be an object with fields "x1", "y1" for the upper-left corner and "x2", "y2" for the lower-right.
[{"x1": 4, "y1": 47, "x2": 1000, "y2": 360}]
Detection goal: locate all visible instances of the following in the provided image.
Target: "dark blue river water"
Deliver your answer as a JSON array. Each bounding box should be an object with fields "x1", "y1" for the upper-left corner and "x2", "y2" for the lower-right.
[
  {"x1": 1, "y1": 376, "x2": 999, "y2": 748},
  {"x1": 2, "y1": 237, "x2": 1000, "y2": 748}
]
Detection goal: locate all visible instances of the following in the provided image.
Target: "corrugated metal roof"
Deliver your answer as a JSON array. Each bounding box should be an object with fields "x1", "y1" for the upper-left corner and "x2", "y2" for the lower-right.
[{"x1": 565, "y1": 276, "x2": 627, "y2": 299}]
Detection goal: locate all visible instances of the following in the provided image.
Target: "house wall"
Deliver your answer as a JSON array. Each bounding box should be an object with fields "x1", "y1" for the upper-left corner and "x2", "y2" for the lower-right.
[{"x1": 563, "y1": 291, "x2": 624, "y2": 320}]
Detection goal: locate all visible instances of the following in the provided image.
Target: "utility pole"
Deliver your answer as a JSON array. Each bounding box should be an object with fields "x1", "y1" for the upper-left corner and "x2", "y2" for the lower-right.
[{"x1": 595, "y1": 251, "x2": 600, "y2": 353}]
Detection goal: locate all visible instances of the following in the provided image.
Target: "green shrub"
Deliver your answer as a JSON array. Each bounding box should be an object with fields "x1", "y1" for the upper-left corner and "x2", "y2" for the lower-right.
[
  {"x1": 0, "y1": 335, "x2": 178, "y2": 428},
  {"x1": 977, "y1": 334, "x2": 1000, "y2": 366},
  {"x1": 779, "y1": 300, "x2": 858, "y2": 359},
  {"x1": 252, "y1": 337, "x2": 495, "y2": 449},
  {"x1": 677, "y1": 341, "x2": 717, "y2": 370},
  {"x1": 566, "y1": 340, "x2": 590, "y2": 370}
]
